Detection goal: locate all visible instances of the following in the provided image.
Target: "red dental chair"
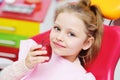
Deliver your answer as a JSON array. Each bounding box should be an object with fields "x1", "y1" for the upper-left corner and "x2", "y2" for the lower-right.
[
  {"x1": 86, "y1": 25, "x2": 120, "y2": 80},
  {"x1": 26, "y1": 0, "x2": 120, "y2": 79},
  {"x1": 31, "y1": 25, "x2": 120, "y2": 80}
]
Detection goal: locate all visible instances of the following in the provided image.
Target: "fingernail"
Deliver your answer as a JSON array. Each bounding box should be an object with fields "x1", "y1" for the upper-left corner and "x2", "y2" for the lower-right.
[
  {"x1": 43, "y1": 50, "x2": 47, "y2": 54},
  {"x1": 38, "y1": 44, "x2": 42, "y2": 47},
  {"x1": 46, "y1": 57, "x2": 49, "y2": 60}
]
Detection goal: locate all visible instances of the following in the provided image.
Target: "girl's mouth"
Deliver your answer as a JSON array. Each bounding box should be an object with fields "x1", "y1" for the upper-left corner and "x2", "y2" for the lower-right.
[{"x1": 53, "y1": 42, "x2": 65, "y2": 48}]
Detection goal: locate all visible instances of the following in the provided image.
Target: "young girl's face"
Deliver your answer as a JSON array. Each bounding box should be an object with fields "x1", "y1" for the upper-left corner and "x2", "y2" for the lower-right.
[{"x1": 50, "y1": 12, "x2": 93, "y2": 62}]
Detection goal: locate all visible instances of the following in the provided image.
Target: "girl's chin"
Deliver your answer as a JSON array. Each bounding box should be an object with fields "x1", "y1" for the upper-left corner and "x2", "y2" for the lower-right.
[
  {"x1": 53, "y1": 52, "x2": 67, "y2": 57},
  {"x1": 53, "y1": 51, "x2": 62, "y2": 56},
  {"x1": 53, "y1": 50, "x2": 60, "y2": 55}
]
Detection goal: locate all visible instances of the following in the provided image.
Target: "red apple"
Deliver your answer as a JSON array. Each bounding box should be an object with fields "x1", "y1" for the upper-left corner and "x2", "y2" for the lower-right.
[{"x1": 34, "y1": 44, "x2": 52, "y2": 62}]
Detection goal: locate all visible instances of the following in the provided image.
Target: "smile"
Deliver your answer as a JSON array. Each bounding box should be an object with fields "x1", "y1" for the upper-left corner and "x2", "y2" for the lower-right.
[{"x1": 53, "y1": 42, "x2": 65, "y2": 48}]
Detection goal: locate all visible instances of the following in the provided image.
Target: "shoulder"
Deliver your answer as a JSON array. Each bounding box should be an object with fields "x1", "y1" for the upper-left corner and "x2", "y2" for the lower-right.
[
  {"x1": 73, "y1": 58, "x2": 96, "y2": 80},
  {"x1": 76, "y1": 72, "x2": 96, "y2": 80}
]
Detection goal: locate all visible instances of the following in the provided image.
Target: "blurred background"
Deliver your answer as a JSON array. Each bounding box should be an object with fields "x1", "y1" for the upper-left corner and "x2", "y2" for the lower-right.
[{"x1": 0, "y1": 0, "x2": 119, "y2": 80}]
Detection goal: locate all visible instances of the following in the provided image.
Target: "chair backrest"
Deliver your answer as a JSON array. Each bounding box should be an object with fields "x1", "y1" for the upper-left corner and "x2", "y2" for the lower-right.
[
  {"x1": 31, "y1": 30, "x2": 51, "y2": 45},
  {"x1": 86, "y1": 25, "x2": 120, "y2": 80},
  {"x1": 31, "y1": 25, "x2": 120, "y2": 80}
]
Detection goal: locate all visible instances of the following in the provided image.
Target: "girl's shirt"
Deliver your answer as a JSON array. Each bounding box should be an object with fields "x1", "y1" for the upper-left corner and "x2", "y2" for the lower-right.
[{"x1": 0, "y1": 39, "x2": 96, "y2": 80}]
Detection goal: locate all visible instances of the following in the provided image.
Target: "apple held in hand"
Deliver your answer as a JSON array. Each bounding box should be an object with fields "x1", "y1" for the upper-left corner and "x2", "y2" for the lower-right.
[
  {"x1": 41, "y1": 44, "x2": 52, "y2": 62},
  {"x1": 35, "y1": 44, "x2": 52, "y2": 62}
]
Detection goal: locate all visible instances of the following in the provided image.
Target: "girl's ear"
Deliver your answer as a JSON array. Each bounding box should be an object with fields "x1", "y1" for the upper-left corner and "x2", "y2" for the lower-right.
[{"x1": 82, "y1": 36, "x2": 94, "y2": 50}]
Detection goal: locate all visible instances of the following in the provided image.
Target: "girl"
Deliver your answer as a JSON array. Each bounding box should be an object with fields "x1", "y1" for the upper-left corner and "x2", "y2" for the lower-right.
[{"x1": 0, "y1": 0, "x2": 103, "y2": 80}]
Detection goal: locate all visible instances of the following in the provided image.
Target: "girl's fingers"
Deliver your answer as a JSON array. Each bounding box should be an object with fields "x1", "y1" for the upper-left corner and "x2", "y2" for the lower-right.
[
  {"x1": 30, "y1": 50, "x2": 47, "y2": 57},
  {"x1": 30, "y1": 45, "x2": 42, "y2": 51},
  {"x1": 25, "y1": 53, "x2": 49, "y2": 69},
  {"x1": 27, "y1": 56, "x2": 49, "y2": 68},
  {"x1": 32, "y1": 56, "x2": 49, "y2": 63},
  {"x1": 26, "y1": 45, "x2": 50, "y2": 69}
]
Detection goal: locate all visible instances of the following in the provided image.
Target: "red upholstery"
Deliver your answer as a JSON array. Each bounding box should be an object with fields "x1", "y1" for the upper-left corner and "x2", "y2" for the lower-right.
[
  {"x1": 86, "y1": 25, "x2": 120, "y2": 80},
  {"x1": 31, "y1": 30, "x2": 51, "y2": 44},
  {"x1": 31, "y1": 25, "x2": 120, "y2": 80}
]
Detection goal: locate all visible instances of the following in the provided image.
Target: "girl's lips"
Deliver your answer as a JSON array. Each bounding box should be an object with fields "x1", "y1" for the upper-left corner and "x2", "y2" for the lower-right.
[{"x1": 53, "y1": 42, "x2": 65, "y2": 48}]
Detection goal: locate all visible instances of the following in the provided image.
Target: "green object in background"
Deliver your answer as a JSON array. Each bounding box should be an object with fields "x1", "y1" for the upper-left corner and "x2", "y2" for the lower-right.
[{"x1": 0, "y1": 33, "x2": 29, "y2": 48}]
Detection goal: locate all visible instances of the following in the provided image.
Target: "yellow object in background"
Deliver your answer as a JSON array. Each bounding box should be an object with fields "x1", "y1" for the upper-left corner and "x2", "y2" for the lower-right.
[
  {"x1": 0, "y1": 18, "x2": 40, "y2": 37},
  {"x1": 91, "y1": 0, "x2": 120, "y2": 20}
]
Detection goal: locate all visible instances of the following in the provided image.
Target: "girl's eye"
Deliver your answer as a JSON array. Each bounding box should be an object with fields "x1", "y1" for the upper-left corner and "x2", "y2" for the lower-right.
[
  {"x1": 53, "y1": 26, "x2": 61, "y2": 31},
  {"x1": 68, "y1": 32, "x2": 76, "y2": 37}
]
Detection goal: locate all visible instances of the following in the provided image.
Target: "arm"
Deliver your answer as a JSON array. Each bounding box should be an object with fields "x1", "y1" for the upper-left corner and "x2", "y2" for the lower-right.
[
  {"x1": 0, "y1": 39, "x2": 36, "y2": 80},
  {"x1": 0, "y1": 60, "x2": 32, "y2": 80},
  {"x1": 0, "y1": 39, "x2": 50, "y2": 80}
]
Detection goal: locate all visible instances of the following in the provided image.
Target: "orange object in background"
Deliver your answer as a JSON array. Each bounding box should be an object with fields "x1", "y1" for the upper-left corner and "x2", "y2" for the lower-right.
[
  {"x1": 24, "y1": 0, "x2": 41, "y2": 4},
  {"x1": 91, "y1": 0, "x2": 120, "y2": 20}
]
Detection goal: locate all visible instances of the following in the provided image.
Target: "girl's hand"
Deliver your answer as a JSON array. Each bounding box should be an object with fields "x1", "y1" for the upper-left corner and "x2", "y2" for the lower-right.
[{"x1": 25, "y1": 45, "x2": 49, "y2": 69}]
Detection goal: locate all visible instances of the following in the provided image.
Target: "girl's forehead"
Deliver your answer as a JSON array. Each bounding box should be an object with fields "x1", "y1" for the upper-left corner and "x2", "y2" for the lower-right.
[
  {"x1": 57, "y1": 12, "x2": 84, "y2": 24},
  {"x1": 56, "y1": 12, "x2": 87, "y2": 31}
]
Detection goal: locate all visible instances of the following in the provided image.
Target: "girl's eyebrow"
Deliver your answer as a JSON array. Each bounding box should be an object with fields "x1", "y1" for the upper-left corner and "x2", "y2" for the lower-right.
[
  {"x1": 54, "y1": 23, "x2": 62, "y2": 28},
  {"x1": 54, "y1": 23, "x2": 58, "y2": 26},
  {"x1": 54, "y1": 22, "x2": 59, "y2": 26},
  {"x1": 54, "y1": 23, "x2": 80, "y2": 34},
  {"x1": 54, "y1": 22, "x2": 60, "y2": 25},
  {"x1": 66, "y1": 28, "x2": 80, "y2": 35}
]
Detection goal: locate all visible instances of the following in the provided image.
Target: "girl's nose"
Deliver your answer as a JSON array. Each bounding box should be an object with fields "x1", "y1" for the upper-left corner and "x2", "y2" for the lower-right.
[{"x1": 56, "y1": 33, "x2": 64, "y2": 42}]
